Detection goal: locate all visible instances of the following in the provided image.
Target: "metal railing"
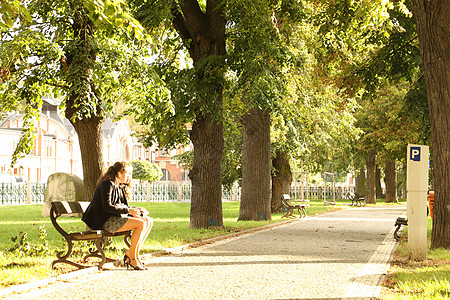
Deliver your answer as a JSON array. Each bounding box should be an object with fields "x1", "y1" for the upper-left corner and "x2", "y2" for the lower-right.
[
  {"x1": 0, "y1": 181, "x2": 365, "y2": 205},
  {"x1": 0, "y1": 182, "x2": 28, "y2": 204},
  {"x1": 0, "y1": 181, "x2": 242, "y2": 204},
  {"x1": 289, "y1": 186, "x2": 356, "y2": 202},
  {"x1": 131, "y1": 182, "x2": 241, "y2": 202}
]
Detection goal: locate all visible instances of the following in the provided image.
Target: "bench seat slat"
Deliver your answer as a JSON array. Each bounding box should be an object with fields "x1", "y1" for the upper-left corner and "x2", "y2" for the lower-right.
[
  {"x1": 68, "y1": 231, "x2": 103, "y2": 240},
  {"x1": 68, "y1": 230, "x2": 131, "y2": 241}
]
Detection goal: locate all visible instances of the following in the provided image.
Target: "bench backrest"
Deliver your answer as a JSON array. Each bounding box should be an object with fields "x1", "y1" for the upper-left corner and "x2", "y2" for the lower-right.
[
  {"x1": 51, "y1": 201, "x2": 90, "y2": 217},
  {"x1": 281, "y1": 194, "x2": 291, "y2": 207}
]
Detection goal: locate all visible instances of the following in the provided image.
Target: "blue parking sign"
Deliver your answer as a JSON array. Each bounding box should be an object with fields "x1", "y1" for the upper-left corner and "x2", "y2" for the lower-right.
[{"x1": 410, "y1": 147, "x2": 421, "y2": 161}]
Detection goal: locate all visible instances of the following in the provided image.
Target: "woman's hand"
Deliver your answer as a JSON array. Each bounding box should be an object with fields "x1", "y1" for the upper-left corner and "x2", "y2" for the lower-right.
[
  {"x1": 128, "y1": 207, "x2": 141, "y2": 218},
  {"x1": 139, "y1": 207, "x2": 149, "y2": 216}
]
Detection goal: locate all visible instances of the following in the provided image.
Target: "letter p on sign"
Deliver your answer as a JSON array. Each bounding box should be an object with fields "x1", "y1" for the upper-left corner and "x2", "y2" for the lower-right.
[{"x1": 410, "y1": 147, "x2": 421, "y2": 162}]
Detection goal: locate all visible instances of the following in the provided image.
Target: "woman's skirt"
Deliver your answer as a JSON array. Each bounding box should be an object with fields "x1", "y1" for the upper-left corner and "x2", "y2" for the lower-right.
[{"x1": 102, "y1": 216, "x2": 130, "y2": 233}]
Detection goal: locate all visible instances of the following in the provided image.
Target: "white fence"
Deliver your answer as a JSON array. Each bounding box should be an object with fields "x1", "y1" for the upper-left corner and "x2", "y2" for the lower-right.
[
  {"x1": 0, "y1": 181, "x2": 241, "y2": 204},
  {"x1": 0, "y1": 181, "x2": 355, "y2": 205},
  {"x1": 131, "y1": 182, "x2": 241, "y2": 202}
]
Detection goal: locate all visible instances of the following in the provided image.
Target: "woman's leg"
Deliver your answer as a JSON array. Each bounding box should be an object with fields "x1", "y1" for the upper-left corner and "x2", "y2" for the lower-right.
[
  {"x1": 117, "y1": 217, "x2": 145, "y2": 267},
  {"x1": 141, "y1": 217, "x2": 153, "y2": 243},
  {"x1": 136, "y1": 217, "x2": 153, "y2": 261}
]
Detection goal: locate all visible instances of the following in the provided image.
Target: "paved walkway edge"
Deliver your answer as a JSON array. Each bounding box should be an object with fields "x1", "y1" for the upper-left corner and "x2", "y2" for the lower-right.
[{"x1": 344, "y1": 225, "x2": 398, "y2": 300}]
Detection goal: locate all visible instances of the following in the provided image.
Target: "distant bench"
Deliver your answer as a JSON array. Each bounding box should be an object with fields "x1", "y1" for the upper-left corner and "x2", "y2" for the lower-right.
[
  {"x1": 347, "y1": 193, "x2": 366, "y2": 207},
  {"x1": 281, "y1": 194, "x2": 308, "y2": 218},
  {"x1": 50, "y1": 201, "x2": 131, "y2": 270},
  {"x1": 394, "y1": 215, "x2": 407, "y2": 241}
]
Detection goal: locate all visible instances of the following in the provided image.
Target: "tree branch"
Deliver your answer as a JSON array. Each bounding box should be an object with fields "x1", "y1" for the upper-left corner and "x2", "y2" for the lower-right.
[{"x1": 171, "y1": 4, "x2": 191, "y2": 43}]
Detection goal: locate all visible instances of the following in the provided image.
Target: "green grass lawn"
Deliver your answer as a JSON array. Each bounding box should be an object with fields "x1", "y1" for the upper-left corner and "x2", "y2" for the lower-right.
[
  {"x1": 381, "y1": 217, "x2": 450, "y2": 299},
  {"x1": 0, "y1": 199, "x2": 339, "y2": 288}
]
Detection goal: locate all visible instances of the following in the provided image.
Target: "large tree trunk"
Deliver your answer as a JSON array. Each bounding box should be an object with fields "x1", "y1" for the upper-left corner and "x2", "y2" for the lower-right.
[
  {"x1": 411, "y1": 0, "x2": 450, "y2": 249},
  {"x1": 271, "y1": 149, "x2": 292, "y2": 212},
  {"x1": 172, "y1": 0, "x2": 226, "y2": 228},
  {"x1": 355, "y1": 167, "x2": 365, "y2": 198},
  {"x1": 189, "y1": 115, "x2": 224, "y2": 228},
  {"x1": 64, "y1": 7, "x2": 104, "y2": 202},
  {"x1": 72, "y1": 120, "x2": 104, "y2": 201},
  {"x1": 365, "y1": 149, "x2": 377, "y2": 204},
  {"x1": 384, "y1": 159, "x2": 397, "y2": 203},
  {"x1": 239, "y1": 109, "x2": 271, "y2": 221}
]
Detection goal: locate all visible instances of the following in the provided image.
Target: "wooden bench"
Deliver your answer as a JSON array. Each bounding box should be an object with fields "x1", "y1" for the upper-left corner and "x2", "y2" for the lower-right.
[
  {"x1": 347, "y1": 192, "x2": 366, "y2": 207},
  {"x1": 394, "y1": 215, "x2": 407, "y2": 241},
  {"x1": 50, "y1": 201, "x2": 131, "y2": 270},
  {"x1": 281, "y1": 194, "x2": 308, "y2": 218}
]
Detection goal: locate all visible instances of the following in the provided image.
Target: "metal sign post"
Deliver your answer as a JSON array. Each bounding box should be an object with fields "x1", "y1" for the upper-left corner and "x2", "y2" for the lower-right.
[{"x1": 406, "y1": 144, "x2": 429, "y2": 261}]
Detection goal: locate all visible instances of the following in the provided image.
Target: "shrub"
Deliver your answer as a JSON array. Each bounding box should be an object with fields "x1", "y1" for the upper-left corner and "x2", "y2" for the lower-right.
[{"x1": 130, "y1": 160, "x2": 162, "y2": 181}]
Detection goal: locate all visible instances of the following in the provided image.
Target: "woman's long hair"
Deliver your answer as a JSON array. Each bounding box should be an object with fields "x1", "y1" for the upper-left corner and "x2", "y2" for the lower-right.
[{"x1": 98, "y1": 161, "x2": 132, "y2": 200}]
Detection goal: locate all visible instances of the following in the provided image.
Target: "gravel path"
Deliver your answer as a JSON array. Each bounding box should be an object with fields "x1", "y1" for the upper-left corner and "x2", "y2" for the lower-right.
[{"x1": 3, "y1": 206, "x2": 405, "y2": 300}]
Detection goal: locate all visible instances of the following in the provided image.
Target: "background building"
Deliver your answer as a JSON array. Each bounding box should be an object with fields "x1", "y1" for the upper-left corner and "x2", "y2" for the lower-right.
[{"x1": 0, "y1": 97, "x2": 190, "y2": 183}]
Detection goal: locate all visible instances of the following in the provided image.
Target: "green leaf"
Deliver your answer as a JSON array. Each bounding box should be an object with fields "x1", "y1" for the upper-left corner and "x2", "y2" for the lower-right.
[
  {"x1": 19, "y1": 4, "x2": 32, "y2": 22},
  {"x1": 4, "y1": 15, "x2": 14, "y2": 27}
]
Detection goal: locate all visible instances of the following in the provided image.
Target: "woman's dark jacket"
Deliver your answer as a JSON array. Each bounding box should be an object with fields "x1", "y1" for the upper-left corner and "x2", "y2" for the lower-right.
[{"x1": 82, "y1": 180, "x2": 130, "y2": 230}]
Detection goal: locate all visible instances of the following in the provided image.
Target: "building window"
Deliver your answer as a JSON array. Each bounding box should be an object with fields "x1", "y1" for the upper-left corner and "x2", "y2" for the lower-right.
[
  {"x1": 120, "y1": 140, "x2": 126, "y2": 159},
  {"x1": 45, "y1": 140, "x2": 53, "y2": 157},
  {"x1": 161, "y1": 169, "x2": 170, "y2": 181},
  {"x1": 182, "y1": 170, "x2": 190, "y2": 181},
  {"x1": 126, "y1": 144, "x2": 130, "y2": 160}
]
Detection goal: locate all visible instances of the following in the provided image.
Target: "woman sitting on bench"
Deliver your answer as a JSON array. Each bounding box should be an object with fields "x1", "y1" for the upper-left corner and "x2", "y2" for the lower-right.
[{"x1": 82, "y1": 161, "x2": 153, "y2": 270}]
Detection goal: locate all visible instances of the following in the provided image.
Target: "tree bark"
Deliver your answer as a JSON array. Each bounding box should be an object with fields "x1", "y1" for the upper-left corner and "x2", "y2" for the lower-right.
[
  {"x1": 365, "y1": 149, "x2": 377, "y2": 204},
  {"x1": 72, "y1": 120, "x2": 104, "y2": 201},
  {"x1": 384, "y1": 159, "x2": 397, "y2": 203},
  {"x1": 411, "y1": 0, "x2": 450, "y2": 249},
  {"x1": 355, "y1": 167, "x2": 365, "y2": 198},
  {"x1": 189, "y1": 115, "x2": 224, "y2": 228},
  {"x1": 64, "y1": 7, "x2": 104, "y2": 201},
  {"x1": 238, "y1": 109, "x2": 271, "y2": 220},
  {"x1": 172, "y1": 0, "x2": 226, "y2": 228},
  {"x1": 271, "y1": 149, "x2": 292, "y2": 212}
]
